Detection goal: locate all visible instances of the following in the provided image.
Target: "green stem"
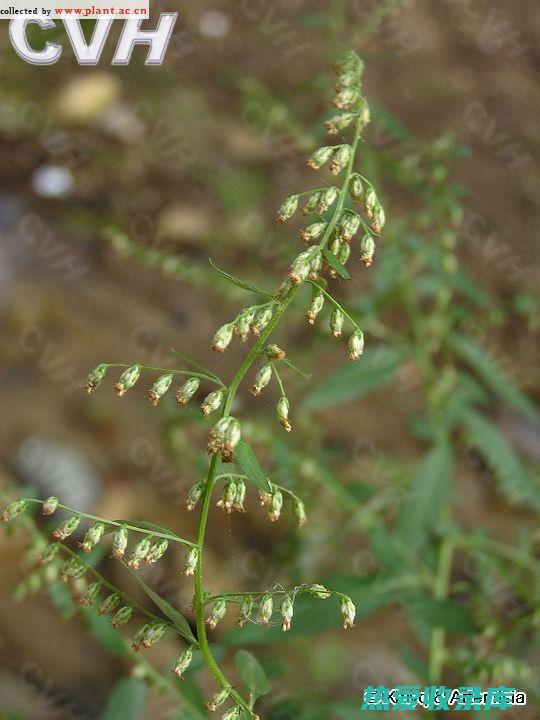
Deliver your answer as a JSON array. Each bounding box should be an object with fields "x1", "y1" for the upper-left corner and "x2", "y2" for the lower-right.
[{"x1": 428, "y1": 537, "x2": 454, "y2": 683}]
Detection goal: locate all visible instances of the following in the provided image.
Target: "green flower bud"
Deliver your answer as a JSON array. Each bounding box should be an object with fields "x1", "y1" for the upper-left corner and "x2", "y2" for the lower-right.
[
  {"x1": 145, "y1": 538, "x2": 169, "y2": 564},
  {"x1": 2, "y1": 500, "x2": 29, "y2": 522},
  {"x1": 217, "y1": 478, "x2": 237, "y2": 513},
  {"x1": 222, "y1": 707, "x2": 242, "y2": 720},
  {"x1": 201, "y1": 389, "x2": 224, "y2": 416},
  {"x1": 186, "y1": 480, "x2": 205, "y2": 511},
  {"x1": 310, "y1": 252, "x2": 323, "y2": 280},
  {"x1": 79, "y1": 581, "x2": 102, "y2": 607},
  {"x1": 339, "y1": 212, "x2": 361, "y2": 241},
  {"x1": 348, "y1": 330, "x2": 365, "y2": 361},
  {"x1": 183, "y1": 547, "x2": 199, "y2": 576},
  {"x1": 341, "y1": 595, "x2": 356, "y2": 628},
  {"x1": 276, "y1": 396, "x2": 292, "y2": 432},
  {"x1": 280, "y1": 594, "x2": 294, "y2": 631},
  {"x1": 236, "y1": 596, "x2": 253, "y2": 627},
  {"x1": 208, "y1": 417, "x2": 241, "y2": 462},
  {"x1": 127, "y1": 536, "x2": 152, "y2": 569},
  {"x1": 53, "y1": 514, "x2": 81, "y2": 540},
  {"x1": 98, "y1": 593, "x2": 121, "y2": 615},
  {"x1": 335, "y1": 70, "x2": 360, "y2": 89},
  {"x1": 292, "y1": 499, "x2": 307, "y2": 527},
  {"x1": 112, "y1": 525, "x2": 129, "y2": 560},
  {"x1": 325, "y1": 112, "x2": 356, "y2": 135},
  {"x1": 115, "y1": 364, "x2": 141, "y2": 397},
  {"x1": 307, "y1": 288, "x2": 324, "y2": 325},
  {"x1": 60, "y1": 558, "x2": 86, "y2": 583},
  {"x1": 132, "y1": 622, "x2": 151, "y2": 651},
  {"x1": 288, "y1": 251, "x2": 312, "y2": 285},
  {"x1": 330, "y1": 308, "x2": 344, "y2": 338},
  {"x1": 175, "y1": 377, "x2": 200, "y2": 405},
  {"x1": 205, "y1": 686, "x2": 230, "y2": 711},
  {"x1": 265, "y1": 344, "x2": 286, "y2": 360},
  {"x1": 302, "y1": 191, "x2": 321, "y2": 215},
  {"x1": 334, "y1": 50, "x2": 364, "y2": 75},
  {"x1": 206, "y1": 599, "x2": 227, "y2": 629},
  {"x1": 268, "y1": 490, "x2": 283, "y2": 522},
  {"x1": 250, "y1": 363, "x2": 273, "y2": 396},
  {"x1": 257, "y1": 594, "x2": 273, "y2": 626},
  {"x1": 233, "y1": 479, "x2": 246, "y2": 513},
  {"x1": 277, "y1": 194, "x2": 299, "y2": 223},
  {"x1": 307, "y1": 145, "x2": 334, "y2": 170},
  {"x1": 141, "y1": 622, "x2": 166, "y2": 648},
  {"x1": 317, "y1": 186, "x2": 339, "y2": 212},
  {"x1": 80, "y1": 521, "x2": 105, "y2": 553},
  {"x1": 251, "y1": 306, "x2": 274, "y2": 336},
  {"x1": 174, "y1": 646, "x2": 193, "y2": 677},
  {"x1": 364, "y1": 187, "x2": 377, "y2": 214},
  {"x1": 110, "y1": 605, "x2": 133, "y2": 628},
  {"x1": 300, "y1": 222, "x2": 327, "y2": 243},
  {"x1": 333, "y1": 87, "x2": 359, "y2": 110},
  {"x1": 212, "y1": 323, "x2": 234, "y2": 353},
  {"x1": 358, "y1": 99, "x2": 370, "y2": 127},
  {"x1": 274, "y1": 279, "x2": 292, "y2": 302},
  {"x1": 84, "y1": 363, "x2": 107, "y2": 394},
  {"x1": 148, "y1": 373, "x2": 173, "y2": 406},
  {"x1": 349, "y1": 174, "x2": 363, "y2": 202},
  {"x1": 371, "y1": 204, "x2": 385, "y2": 234},
  {"x1": 360, "y1": 233, "x2": 375, "y2": 267},
  {"x1": 337, "y1": 242, "x2": 351, "y2": 266},
  {"x1": 330, "y1": 144, "x2": 352, "y2": 174},
  {"x1": 40, "y1": 542, "x2": 60, "y2": 565},
  {"x1": 234, "y1": 306, "x2": 257, "y2": 341},
  {"x1": 308, "y1": 583, "x2": 332, "y2": 599},
  {"x1": 42, "y1": 496, "x2": 59, "y2": 516}
]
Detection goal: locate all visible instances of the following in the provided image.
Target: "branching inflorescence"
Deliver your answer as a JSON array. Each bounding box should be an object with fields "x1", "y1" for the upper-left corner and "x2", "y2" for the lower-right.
[{"x1": 3, "y1": 51, "x2": 385, "y2": 718}]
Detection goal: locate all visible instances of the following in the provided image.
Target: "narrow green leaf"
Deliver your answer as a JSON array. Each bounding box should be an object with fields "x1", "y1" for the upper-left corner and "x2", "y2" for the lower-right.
[
  {"x1": 460, "y1": 408, "x2": 540, "y2": 509},
  {"x1": 104, "y1": 678, "x2": 146, "y2": 720},
  {"x1": 125, "y1": 567, "x2": 197, "y2": 645},
  {"x1": 323, "y1": 248, "x2": 351, "y2": 280},
  {"x1": 171, "y1": 348, "x2": 222, "y2": 384},
  {"x1": 209, "y1": 259, "x2": 273, "y2": 298},
  {"x1": 302, "y1": 346, "x2": 402, "y2": 411},
  {"x1": 235, "y1": 649, "x2": 271, "y2": 703},
  {"x1": 450, "y1": 332, "x2": 539, "y2": 422},
  {"x1": 395, "y1": 442, "x2": 453, "y2": 554},
  {"x1": 408, "y1": 596, "x2": 477, "y2": 635},
  {"x1": 235, "y1": 440, "x2": 272, "y2": 494}
]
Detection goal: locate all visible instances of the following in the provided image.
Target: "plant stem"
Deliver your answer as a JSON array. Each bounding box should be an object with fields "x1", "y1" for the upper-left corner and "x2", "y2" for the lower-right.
[{"x1": 428, "y1": 536, "x2": 454, "y2": 684}]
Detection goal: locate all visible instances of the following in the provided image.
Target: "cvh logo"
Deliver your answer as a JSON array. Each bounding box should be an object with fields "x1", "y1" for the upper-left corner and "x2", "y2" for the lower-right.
[{"x1": 9, "y1": 13, "x2": 178, "y2": 65}]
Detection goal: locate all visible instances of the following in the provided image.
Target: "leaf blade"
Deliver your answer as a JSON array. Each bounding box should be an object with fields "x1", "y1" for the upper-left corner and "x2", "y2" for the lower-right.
[
  {"x1": 323, "y1": 248, "x2": 351, "y2": 280},
  {"x1": 104, "y1": 678, "x2": 146, "y2": 720},
  {"x1": 235, "y1": 440, "x2": 272, "y2": 494},
  {"x1": 209, "y1": 259, "x2": 273, "y2": 298},
  {"x1": 234, "y1": 649, "x2": 271, "y2": 704}
]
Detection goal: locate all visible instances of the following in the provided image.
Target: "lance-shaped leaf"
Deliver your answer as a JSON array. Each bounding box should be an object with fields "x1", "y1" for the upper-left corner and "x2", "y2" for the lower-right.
[
  {"x1": 235, "y1": 649, "x2": 271, "y2": 704},
  {"x1": 209, "y1": 259, "x2": 273, "y2": 298},
  {"x1": 235, "y1": 440, "x2": 272, "y2": 494},
  {"x1": 323, "y1": 248, "x2": 351, "y2": 280},
  {"x1": 104, "y1": 678, "x2": 146, "y2": 720}
]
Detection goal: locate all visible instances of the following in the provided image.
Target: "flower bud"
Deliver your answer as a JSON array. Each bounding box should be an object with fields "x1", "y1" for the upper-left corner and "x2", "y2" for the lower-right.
[
  {"x1": 349, "y1": 174, "x2": 363, "y2": 202},
  {"x1": 268, "y1": 490, "x2": 283, "y2": 522},
  {"x1": 360, "y1": 233, "x2": 375, "y2": 267},
  {"x1": 222, "y1": 708, "x2": 242, "y2": 720},
  {"x1": 115, "y1": 365, "x2": 141, "y2": 396},
  {"x1": 307, "y1": 288, "x2": 324, "y2": 325},
  {"x1": 330, "y1": 145, "x2": 352, "y2": 174},
  {"x1": 2, "y1": 500, "x2": 29, "y2": 522},
  {"x1": 274, "y1": 279, "x2": 292, "y2": 302},
  {"x1": 207, "y1": 599, "x2": 227, "y2": 629},
  {"x1": 132, "y1": 623, "x2": 150, "y2": 651},
  {"x1": 277, "y1": 194, "x2": 298, "y2": 223},
  {"x1": 212, "y1": 324, "x2": 234, "y2": 353},
  {"x1": 205, "y1": 687, "x2": 230, "y2": 711},
  {"x1": 300, "y1": 222, "x2": 326, "y2": 243},
  {"x1": 251, "y1": 306, "x2": 274, "y2": 336},
  {"x1": 358, "y1": 99, "x2": 370, "y2": 127},
  {"x1": 80, "y1": 521, "x2": 105, "y2": 553},
  {"x1": 233, "y1": 479, "x2": 246, "y2": 513},
  {"x1": 236, "y1": 596, "x2": 253, "y2": 627},
  {"x1": 334, "y1": 50, "x2": 364, "y2": 75},
  {"x1": 201, "y1": 389, "x2": 225, "y2": 416},
  {"x1": 288, "y1": 251, "x2": 312, "y2": 285},
  {"x1": 234, "y1": 306, "x2": 257, "y2": 340},
  {"x1": 280, "y1": 595, "x2": 294, "y2": 631},
  {"x1": 364, "y1": 187, "x2": 377, "y2": 215},
  {"x1": 302, "y1": 191, "x2": 321, "y2": 215},
  {"x1": 308, "y1": 583, "x2": 332, "y2": 599},
  {"x1": 292, "y1": 499, "x2": 307, "y2": 527},
  {"x1": 184, "y1": 547, "x2": 199, "y2": 576},
  {"x1": 145, "y1": 538, "x2": 168, "y2": 564},
  {"x1": 333, "y1": 87, "x2": 359, "y2": 110},
  {"x1": 60, "y1": 558, "x2": 86, "y2": 583},
  {"x1": 265, "y1": 344, "x2": 286, "y2": 360},
  {"x1": 127, "y1": 536, "x2": 152, "y2": 569},
  {"x1": 112, "y1": 525, "x2": 128, "y2": 560},
  {"x1": 53, "y1": 514, "x2": 80, "y2": 540},
  {"x1": 174, "y1": 647, "x2": 193, "y2": 678},
  {"x1": 337, "y1": 242, "x2": 351, "y2": 266},
  {"x1": 330, "y1": 308, "x2": 344, "y2": 338},
  {"x1": 276, "y1": 397, "x2": 292, "y2": 432},
  {"x1": 318, "y1": 186, "x2": 339, "y2": 212},
  {"x1": 148, "y1": 373, "x2": 173, "y2": 406},
  {"x1": 309, "y1": 251, "x2": 322, "y2": 279},
  {"x1": 186, "y1": 480, "x2": 205, "y2": 511},
  {"x1": 325, "y1": 112, "x2": 356, "y2": 135},
  {"x1": 99, "y1": 593, "x2": 121, "y2": 615},
  {"x1": 84, "y1": 363, "x2": 107, "y2": 394},
  {"x1": 371, "y1": 204, "x2": 385, "y2": 234},
  {"x1": 339, "y1": 212, "x2": 361, "y2": 242},
  {"x1": 110, "y1": 605, "x2": 133, "y2": 628},
  {"x1": 257, "y1": 594, "x2": 273, "y2": 626},
  {"x1": 208, "y1": 417, "x2": 241, "y2": 462},
  {"x1": 176, "y1": 377, "x2": 200, "y2": 405},
  {"x1": 307, "y1": 145, "x2": 334, "y2": 170},
  {"x1": 40, "y1": 542, "x2": 60, "y2": 565},
  {"x1": 340, "y1": 595, "x2": 356, "y2": 628},
  {"x1": 42, "y1": 496, "x2": 59, "y2": 516},
  {"x1": 217, "y1": 478, "x2": 237, "y2": 513},
  {"x1": 335, "y1": 70, "x2": 360, "y2": 89},
  {"x1": 79, "y1": 581, "x2": 101, "y2": 607},
  {"x1": 250, "y1": 363, "x2": 273, "y2": 396},
  {"x1": 348, "y1": 330, "x2": 365, "y2": 361},
  {"x1": 141, "y1": 622, "x2": 166, "y2": 648}
]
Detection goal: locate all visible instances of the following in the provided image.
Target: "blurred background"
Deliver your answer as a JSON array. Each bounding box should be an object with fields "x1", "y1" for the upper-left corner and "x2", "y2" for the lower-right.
[{"x1": 0, "y1": 1, "x2": 539, "y2": 718}]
